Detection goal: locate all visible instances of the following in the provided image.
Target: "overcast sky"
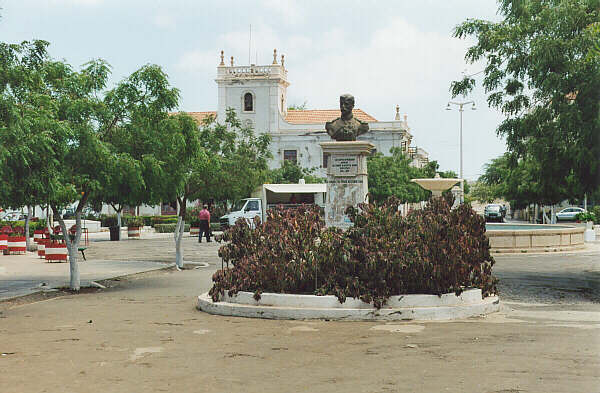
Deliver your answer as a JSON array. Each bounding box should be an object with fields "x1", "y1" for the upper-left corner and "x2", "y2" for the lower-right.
[{"x1": 1, "y1": 0, "x2": 507, "y2": 179}]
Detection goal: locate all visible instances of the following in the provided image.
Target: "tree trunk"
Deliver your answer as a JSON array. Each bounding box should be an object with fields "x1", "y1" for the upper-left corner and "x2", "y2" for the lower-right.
[
  {"x1": 25, "y1": 206, "x2": 32, "y2": 251},
  {"x1": 111, "y1": 204, "x2": 122, "y2": 241},
  {"x1": 53, "y1": 207, "x2": 82, "y2": 291},
  {"x1": 174, "y1": 216, "x2": 184, "y2": 268},
  {"x1": 117, "y1": 210, "x2": 122, "y2": 241},
  {"x1": 47, "y1": 205, "x2": 53, "y2": 232},
  {"x1": 174, "y1": 196, "x2": 187, "y2": 269}
]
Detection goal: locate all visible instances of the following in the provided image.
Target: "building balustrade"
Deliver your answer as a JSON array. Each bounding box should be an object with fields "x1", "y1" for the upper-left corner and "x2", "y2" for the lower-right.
[{"x1": 217, "y1": 64, "x2": 286, "y2": 79}]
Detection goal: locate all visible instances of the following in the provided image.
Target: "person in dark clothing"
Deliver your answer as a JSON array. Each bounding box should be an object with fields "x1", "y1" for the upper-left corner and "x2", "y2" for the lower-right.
[{"x1": 198, "y1": 205, "x2": 211, "y2": 243}]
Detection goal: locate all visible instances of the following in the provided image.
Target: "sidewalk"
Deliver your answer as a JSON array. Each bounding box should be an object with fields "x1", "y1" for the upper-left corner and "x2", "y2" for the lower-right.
[
  {"x1": 0, "y1": 251, "x2": 171, "y2": 301},
  {"x1": 0, "y1": 230, "x2": 221, "y2": 301}
]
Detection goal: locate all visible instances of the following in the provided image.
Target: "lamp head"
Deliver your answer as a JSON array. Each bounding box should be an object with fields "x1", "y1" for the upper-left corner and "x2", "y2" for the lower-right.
[
  {"x1": 471, "y1": 102, "x2": 476, "y2": 110},
  {"x1": 445, "y1": 103, "x2": 451, "y2": 111}
]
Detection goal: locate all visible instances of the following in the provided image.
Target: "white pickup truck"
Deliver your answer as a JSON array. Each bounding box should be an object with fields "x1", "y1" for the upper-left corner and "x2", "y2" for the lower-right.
[{"x1": 219, "y1": 182, "x2": 326, "y2": 229}]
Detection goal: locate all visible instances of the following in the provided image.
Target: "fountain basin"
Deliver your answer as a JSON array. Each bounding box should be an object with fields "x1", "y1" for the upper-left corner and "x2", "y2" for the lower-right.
[
  {"x1": 485, "y1": 223, "x2": 585, "y2": 253},
  {"x1": 411, "y1": 177, "x2": 461, "y2": 197}
]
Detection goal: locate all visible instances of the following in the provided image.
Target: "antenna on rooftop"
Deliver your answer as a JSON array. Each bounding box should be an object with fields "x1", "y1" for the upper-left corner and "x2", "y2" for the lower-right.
[{"x1": 248, "y1": 24, "x2": 252, "y2": 64}]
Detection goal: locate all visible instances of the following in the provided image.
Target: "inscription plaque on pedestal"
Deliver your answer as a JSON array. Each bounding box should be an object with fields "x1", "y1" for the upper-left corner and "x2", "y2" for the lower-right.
[{"x1": 331, "y1": 155, "x2": 358, "y2": 176}]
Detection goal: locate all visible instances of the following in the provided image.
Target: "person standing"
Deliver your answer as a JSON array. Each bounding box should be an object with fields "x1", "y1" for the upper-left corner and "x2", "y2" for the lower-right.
[{"x1": 198, "y1": 205, "x2": 211, "y2": 243}]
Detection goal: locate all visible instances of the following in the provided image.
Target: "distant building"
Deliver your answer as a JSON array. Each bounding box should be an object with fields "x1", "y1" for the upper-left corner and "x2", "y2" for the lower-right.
[{"x1": 186, "y1": 50, "x2": 429, "y2": 176}]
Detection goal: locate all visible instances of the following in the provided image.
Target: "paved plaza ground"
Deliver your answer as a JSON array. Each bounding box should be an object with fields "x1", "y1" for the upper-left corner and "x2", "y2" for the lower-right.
[{"x1": 1, "y1": 233, "x2": 599, "y2": 392}]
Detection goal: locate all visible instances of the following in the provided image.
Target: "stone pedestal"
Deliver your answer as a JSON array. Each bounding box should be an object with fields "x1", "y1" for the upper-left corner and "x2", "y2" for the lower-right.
[{"x1": 320, "y1": 141, "x2": 375, "y2": 228}]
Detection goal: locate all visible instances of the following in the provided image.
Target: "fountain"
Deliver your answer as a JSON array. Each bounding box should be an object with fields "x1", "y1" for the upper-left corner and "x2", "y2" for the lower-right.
[{"x1": 411, "y1": 173, "x2": 462, "y2": 197}]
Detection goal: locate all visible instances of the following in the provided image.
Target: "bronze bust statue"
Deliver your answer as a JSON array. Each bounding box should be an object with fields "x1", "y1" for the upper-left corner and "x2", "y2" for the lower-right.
[{"x1": 325, "y1": 94, "x2": 369, "y2": 141}]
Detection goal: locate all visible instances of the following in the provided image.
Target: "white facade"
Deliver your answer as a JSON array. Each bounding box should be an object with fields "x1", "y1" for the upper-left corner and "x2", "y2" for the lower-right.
[{"x1": 197, "y1": 51, "x2": 429, "y2": 177}]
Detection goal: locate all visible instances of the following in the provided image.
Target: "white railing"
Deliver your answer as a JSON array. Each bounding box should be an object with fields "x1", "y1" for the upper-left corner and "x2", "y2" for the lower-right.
[{"x1": 218, "y1": 65, "x2": 286, "y2": 79}]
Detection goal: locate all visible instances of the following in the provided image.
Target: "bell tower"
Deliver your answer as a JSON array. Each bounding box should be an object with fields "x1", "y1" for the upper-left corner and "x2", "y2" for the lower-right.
[{"x1": 215, "y1": 49, "x2": 289, "y2": 133}]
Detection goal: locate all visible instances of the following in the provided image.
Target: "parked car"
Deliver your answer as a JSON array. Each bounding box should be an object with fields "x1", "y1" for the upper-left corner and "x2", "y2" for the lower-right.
[
  {"x1": 484, "y1": 204, "x2": 506, "y2": 222},
  {"x1": 62, "y1": 208, "x2": 75, "y2": 219},
  {"x1": 556, "y1": 207, "x2": 586, "y2": 221},
  {"x1": 1, "y1": 211, "x2": 27, "y2": 221}
]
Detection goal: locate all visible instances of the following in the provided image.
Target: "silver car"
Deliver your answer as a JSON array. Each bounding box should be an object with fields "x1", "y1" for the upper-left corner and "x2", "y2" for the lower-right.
[{"x1": 556, "y1": 207, "x2": 585, "y2": 221}]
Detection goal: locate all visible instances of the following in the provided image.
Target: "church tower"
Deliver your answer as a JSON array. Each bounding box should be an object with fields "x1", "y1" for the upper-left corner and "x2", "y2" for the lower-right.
[{"x1": 215, "y1": 49, "x2": 289, "y2": 133}]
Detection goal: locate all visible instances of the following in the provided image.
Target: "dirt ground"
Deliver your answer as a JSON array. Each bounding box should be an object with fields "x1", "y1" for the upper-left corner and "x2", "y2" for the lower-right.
[{"x1": 1, "y1": 237, "x2": 599, "y2": 393}]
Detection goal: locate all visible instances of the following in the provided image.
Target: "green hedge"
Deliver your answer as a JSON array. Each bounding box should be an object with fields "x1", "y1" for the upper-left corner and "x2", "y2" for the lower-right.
[
  {"x1": 154, "y1": 223, "x2": 191, "y2": 233},
  {"x1": 592, "y1": 206, "x2": 600, "y2": 224},
  {"x1": 151, "y1": 215, "x2": 180, "y2": 227}
]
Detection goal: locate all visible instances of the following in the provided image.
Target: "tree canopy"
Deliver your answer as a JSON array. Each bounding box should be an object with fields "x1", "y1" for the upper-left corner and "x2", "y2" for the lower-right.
[
  {"x1": 452, "y1": 0, "x2": 600, "y2": 204},
  {"x1": 367, "y1": 148, "x2": 432, "y2": 203},
  {"x1": 94, "y1": 64, "x2": 184, "y2": 225},
  {"x1": 192, "y1": 109, "x2": 272, "y2": 204},
  {"x1": 0, "y1": 40, "x2": 55, "y2": 213}
]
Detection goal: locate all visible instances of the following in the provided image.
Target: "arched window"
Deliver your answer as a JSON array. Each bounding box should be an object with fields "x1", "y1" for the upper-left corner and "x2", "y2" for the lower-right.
[{"x1": 243, "y1": 93, "x2": 253, "y2": 112}]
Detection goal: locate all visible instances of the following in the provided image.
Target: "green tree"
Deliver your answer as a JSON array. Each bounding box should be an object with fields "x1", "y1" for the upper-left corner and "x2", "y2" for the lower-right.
[
  {"x1": 469, "y1": 181, "x2": 498, "y2": 204},
  {"x1": 0, "y1": 40, "x2": 55, "y2": 249},
  {"x1": 143, "y1": 111, "x2": 201, "y2": 268},
  {"x1": 452, "y1": 0, "x2": 600, "y2": 206},
  {"x1": 45, "y1": 59, "x2": 114, "y2": 290},
  {"x1": 267, "y1": 160, "x2": 324, "y2": 184},
  {"x1": 98, "y1": 64, "x2": 200, "y2": 268},
  {"x1": 477, "y1": 152, "x2": 550, "y2": 210},
  {"x1": 94, "y1": 64, "x2": 182, "y2": 238},
  {"x1": 367, "y1": 148, "x2": 431, "y2": 203},
  {"x1": 192, "y1": 109, "x2": 272, "y2": 204}
]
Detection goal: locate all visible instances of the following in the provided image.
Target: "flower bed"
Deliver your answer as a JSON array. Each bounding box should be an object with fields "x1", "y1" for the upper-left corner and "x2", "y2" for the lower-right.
[{"x1": 210, "y1": 196, "x2": 497, "y2": 309}]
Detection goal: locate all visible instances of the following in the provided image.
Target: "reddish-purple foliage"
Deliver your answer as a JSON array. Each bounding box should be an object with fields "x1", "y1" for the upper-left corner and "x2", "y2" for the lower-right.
[{"x1": 210, "y1": 196, "x2": 497, "y2": 308}]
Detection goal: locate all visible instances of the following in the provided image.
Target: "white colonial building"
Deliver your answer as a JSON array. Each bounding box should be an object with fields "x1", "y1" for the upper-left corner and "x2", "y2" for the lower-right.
[{"x1": 187, "y1": 50, "x2": 429, "y2": 177}]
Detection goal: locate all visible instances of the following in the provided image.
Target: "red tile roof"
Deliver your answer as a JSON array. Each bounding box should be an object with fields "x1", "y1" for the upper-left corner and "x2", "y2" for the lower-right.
[
  {"x1": 285, "y1": 109, "x2": 377, "y2": 124},
  {"x1": 185, "y1": 111, "x2": 217, "y2": 124},
  {"x1": 179, "y1": 109, "x2": 378, "y2": 125}
]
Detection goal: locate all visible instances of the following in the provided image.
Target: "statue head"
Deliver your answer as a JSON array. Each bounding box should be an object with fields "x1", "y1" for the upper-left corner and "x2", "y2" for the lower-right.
[{"x1": 339, "y1": 94, "x2": 354, "y2": 118}]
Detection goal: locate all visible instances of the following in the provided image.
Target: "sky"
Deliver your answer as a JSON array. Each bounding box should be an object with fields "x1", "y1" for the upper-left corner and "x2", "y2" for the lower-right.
[{"x1": 0, "y1": 0, "x2": 507, "y2": 180}]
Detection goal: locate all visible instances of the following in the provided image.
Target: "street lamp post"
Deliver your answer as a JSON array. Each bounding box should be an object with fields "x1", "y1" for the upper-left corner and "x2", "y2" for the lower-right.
[{"x1": 445, "y1": 100, "x2": 476, "y2": 203}]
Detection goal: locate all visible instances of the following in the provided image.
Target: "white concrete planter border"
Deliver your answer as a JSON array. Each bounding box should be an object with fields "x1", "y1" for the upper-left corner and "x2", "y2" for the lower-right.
[{"x1": 197, "y1": 288, "x2": 499, "y2": 321}]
